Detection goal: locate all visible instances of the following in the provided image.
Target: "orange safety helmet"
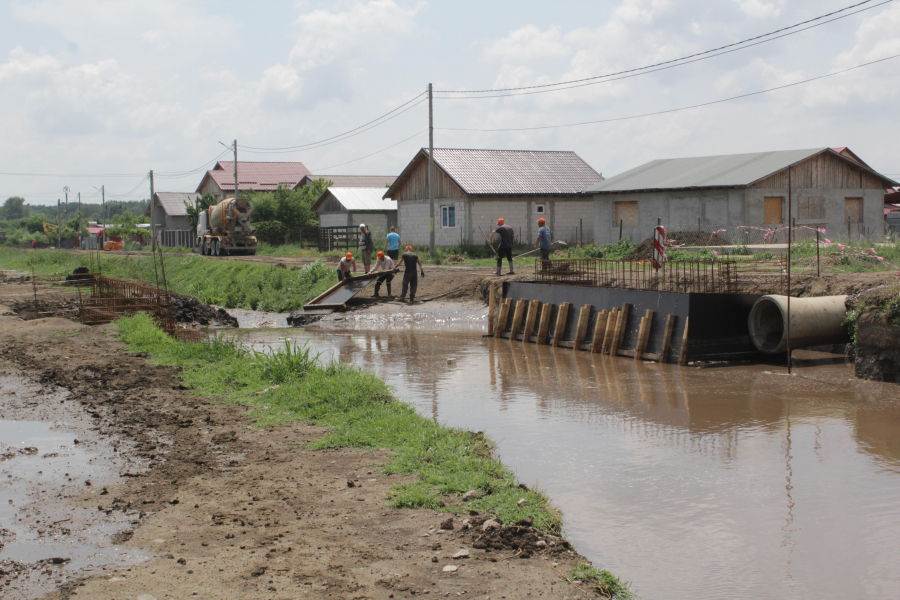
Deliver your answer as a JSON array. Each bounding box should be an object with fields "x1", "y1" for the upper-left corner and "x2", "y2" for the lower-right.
[
  {"x1": 405, "y1": 245, "x2": 413, "y2": 251},
  {"x1": 496, "y1": 218, "x2": 505, "y2": 225},
  {"x1": 346, "y1": 252, "x2": 353, "y2": 259},
  {"x1": 537, "y1": 217, "x2": 546, "y2": 224},
  {"x1": 377, "y1": 251, "x2": 384, "y2": 259}
]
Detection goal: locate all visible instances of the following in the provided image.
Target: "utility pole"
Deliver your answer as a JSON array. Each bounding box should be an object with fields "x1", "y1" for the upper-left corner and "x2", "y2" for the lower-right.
[
  {"x1": 77, "y1": 192, "x2": 81, "y2": 248},
  {"x1": 57, "y1": 199, "x2": 61, "y2": 248},
  {"x1": 233, "y1": 139, "x2": 238, "y2": 200},
  {"x1": 787, "y1": 166, "x2": 792, "y2": 375},
  {"x1": 150, "y1": 170, "x2": 156, "y2": 251},
  {"x1": 101, "y1": 184, "x2": 106, "y2": 236},
  {"x1": 428, "y1": 83, "x2": 435, "y2": 258},
  {"x1": 64, "y1": 186, "x2": 69, "y2": 224}
]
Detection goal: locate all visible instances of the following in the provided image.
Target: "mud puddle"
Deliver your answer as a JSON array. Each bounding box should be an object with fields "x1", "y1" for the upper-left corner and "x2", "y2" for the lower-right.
[
  {"x1": 0, "y1": 371, "x2": 149, "y2": 599},
  {"x1": 241, "y1": 311, "x2": 900, "y2": 600}
]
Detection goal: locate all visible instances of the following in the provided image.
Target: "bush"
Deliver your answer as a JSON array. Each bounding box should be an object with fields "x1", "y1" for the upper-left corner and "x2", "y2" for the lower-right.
[{"x1": 253, "y1": 220, "x2": 288, "y2": 245}]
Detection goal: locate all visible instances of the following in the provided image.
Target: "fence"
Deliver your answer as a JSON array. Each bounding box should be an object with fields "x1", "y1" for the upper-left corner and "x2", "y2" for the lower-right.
[
  {"x1": 318, "y1": 226, "x2": 358, "y2": 252},
  {"x1": 660, "y1": 221, "x2": 890, "y2": 247},
  {"x1": 160, "y1": 230, "x2": 196, "y2": 248},
  {"x1": 533, "y1": 257, "x2": 787, "y2": 295}
]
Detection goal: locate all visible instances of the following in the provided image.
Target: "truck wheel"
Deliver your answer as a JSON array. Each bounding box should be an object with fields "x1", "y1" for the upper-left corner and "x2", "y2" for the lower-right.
[{"x1": 211, "y1": 240, "x2": 219, "y2": 256}]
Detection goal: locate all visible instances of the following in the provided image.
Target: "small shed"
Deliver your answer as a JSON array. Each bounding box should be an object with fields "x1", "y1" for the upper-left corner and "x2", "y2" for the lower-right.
[
  {"x1": 384, "y1": 148, "x2": 604, "y2": 247},
  {"x1": 312, "y1": 187, "x2": 398, "y2": 234},
  {"x1": 586, "y1": 148, "x2": 899, "y2": 244},
  {"x1": 145, "y1": 192, "x2": 201, "y2": 232}
]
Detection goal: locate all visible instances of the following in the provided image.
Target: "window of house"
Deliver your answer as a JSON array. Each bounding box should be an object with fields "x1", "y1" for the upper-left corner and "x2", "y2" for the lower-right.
[
  {"x1": 535, "y1": 204, "x2": 546, "y2": 214},
  {"x1": 764, "y1": 197, "x2": 784, "y2": 225},
  {"x1": 441, "y1": 205, "x2": 456, "y2": 228},
  {"x1": 798, "y1": 196, "x2": 826, "y2": 220},
  {"x1": 614, "y1": 201, "x2": 639, "y2": 227},
  {"x1": 845, "y1": 197, "x2": 862, "y2": 223}
]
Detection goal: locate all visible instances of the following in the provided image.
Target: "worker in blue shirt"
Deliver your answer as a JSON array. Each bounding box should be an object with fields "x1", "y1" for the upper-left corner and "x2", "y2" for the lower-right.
[
  {"x1": 534, "y1": 218, "x2": 554, "y2": 263},
  {"x1": 384, "y1": 226, "x2": 401, "y2": 261}
]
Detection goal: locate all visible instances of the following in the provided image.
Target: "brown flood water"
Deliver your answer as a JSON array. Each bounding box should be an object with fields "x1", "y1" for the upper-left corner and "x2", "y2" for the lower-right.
[{"x1": 244, "y1": 304, "x2": 900, "y2": 600}]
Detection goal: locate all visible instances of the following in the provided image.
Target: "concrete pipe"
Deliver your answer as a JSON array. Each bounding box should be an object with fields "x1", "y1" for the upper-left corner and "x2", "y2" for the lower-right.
[{"x1": 748, "y1": 295, "x2": 849, "y2": 354}]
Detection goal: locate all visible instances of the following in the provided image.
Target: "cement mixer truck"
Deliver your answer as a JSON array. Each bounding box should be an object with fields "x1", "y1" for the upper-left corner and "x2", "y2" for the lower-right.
[{"x1": 195, "y1": 197, "x2": 258, "y2": 256}]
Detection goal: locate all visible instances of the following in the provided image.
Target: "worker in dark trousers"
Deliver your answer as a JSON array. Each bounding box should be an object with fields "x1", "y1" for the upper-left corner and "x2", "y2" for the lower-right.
[
  {"x1": 398, "y1": 245, "x2": 425, "y2": 302},
  {"x1": 488, "y1": 218, "x2": 515, "y2": 275},
  {"x1": 371, "y1": 251, "x2": 398, "y2": 298},
  {"x1": 534, "y1": 217, "x2": 554, "y2": 270}
]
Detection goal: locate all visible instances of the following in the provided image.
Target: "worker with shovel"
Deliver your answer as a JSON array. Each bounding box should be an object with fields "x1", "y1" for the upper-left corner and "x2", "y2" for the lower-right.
[
  {"x1": 534, "y1": 218, "x2": 554, "y2": 268},
  {"x1": 398, "y1": 246, "x2": 425, "y2": 303},
  {"x1": 488, "y1": 218, "x2": 516, "y2": 275},
  {"x1": 371, "y1": 251, "x2": 399, "y2": 298}
]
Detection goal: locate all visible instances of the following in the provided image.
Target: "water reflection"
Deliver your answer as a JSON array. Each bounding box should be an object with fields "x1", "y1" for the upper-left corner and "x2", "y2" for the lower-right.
[{"x1": 244, "y1": 323, "x2": 900, "y2": 600}]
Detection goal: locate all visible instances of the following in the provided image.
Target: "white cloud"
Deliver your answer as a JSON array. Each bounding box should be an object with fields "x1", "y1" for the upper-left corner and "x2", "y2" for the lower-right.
[
  {"x1": 482, "y1": 25, "x2": 570, "y2": 63},
  {"x1": 735, "y1": 0, "x2": 785, "y2": 19}
]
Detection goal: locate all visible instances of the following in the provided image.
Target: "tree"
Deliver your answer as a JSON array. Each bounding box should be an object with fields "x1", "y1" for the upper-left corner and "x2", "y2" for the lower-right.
[
  {"x1": 249, "y1": 179, "x2": 328, "y2": 234},
  {"x1": 186, "y1": 193, "x2": 217, "y2": 229},
  {"x1": 2, "y1": 197, "x2": 28, "y2": 220}
]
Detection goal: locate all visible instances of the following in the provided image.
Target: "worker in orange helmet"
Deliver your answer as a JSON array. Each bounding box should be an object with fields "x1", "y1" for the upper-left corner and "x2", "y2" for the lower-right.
[
  {"x1": 370, "y1": 250, "x2": 399, "y2": 298},
  {"x1": 534, "y1": 217, "x2": 554, "y2": 269},
  {"x1": 337, "y1": 252, "x2": 356, "y2": 282},
  {"x1": 488, "y1": 217, "x2": 515, "y2": 276}
]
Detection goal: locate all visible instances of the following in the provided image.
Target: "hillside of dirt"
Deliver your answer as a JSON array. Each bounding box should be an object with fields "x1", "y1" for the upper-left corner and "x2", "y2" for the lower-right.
[{"x1": 0, "y1": 312, "x2": 600, "y2": 599}]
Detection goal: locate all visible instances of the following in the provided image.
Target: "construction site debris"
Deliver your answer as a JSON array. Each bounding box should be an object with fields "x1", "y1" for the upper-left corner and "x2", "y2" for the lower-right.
[
  {"x1": 625, "y1": 230, "x2": 730, "y2": 260},
  {"x1": 170, "y1": 293, "x2": 237, "y2": 327}
]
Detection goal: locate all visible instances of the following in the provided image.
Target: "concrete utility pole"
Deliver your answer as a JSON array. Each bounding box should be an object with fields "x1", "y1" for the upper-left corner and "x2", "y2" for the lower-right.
[
  {"x1": 787, "y1": 166, "x2": 793, "y2": 375},
  {"x1": 101, "y1": 185, "x2": 106, "y2": 230},
  {"x1": 150, "y1": 170, "x2": 156, "y2": 251},
  {"x1": 64, "y1": 186, "x2": 69, "y2": 224},
  {"x1": 57, "y1": 199, "x2": 61, "y2": 247},
  {"x1": 233, "y1": 139, "x2": 238, "y2": 199},
  {"x1": 428, "y1": 83, "x2": 435, "y2": 258}
]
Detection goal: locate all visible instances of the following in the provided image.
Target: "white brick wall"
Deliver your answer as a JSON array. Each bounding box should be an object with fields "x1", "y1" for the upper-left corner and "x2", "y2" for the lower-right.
[{"x1": 319, "y1": 213, "x2": 349, "y2": 228}]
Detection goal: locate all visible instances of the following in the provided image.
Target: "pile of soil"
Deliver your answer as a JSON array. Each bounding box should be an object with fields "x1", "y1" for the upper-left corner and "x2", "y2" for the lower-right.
[
  {"x1": 846, "y1": 285, "x2": 900, "y2": 383},
  {"x1": 624, "y1": 230, "x2": 730, "y2": 261},
  {"x1": 445, "y1": 254, "x2": 468, "y2": 264},
  {"x1": 169, "y1": 293, "x2": 237, "y2": 327},
  {"x1": 64, "y1": 266, "x2": 91, "y2": 287}
]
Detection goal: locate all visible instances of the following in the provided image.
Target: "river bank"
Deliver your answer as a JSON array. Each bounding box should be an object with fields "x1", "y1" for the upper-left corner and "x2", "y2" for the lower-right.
[{"x1": 0, "y1": 312, "x2": 623, "y2": 599}]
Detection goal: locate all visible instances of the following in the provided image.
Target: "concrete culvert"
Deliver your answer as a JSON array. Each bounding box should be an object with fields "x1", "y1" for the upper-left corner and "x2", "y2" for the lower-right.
[{"x1": 748, "y1": 295, "x2": 850, "y2": 354}]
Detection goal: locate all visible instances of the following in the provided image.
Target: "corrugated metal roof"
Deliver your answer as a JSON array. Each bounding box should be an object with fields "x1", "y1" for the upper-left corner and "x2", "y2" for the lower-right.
[
  {"x1": 200, "y1": 161, "x2": 311, "y2": 192},
  {"x1": 586, "y1": 148, "x2": 830, "y2": 193},
  {"x1": 428, "y1": 148, "x2": 603, "y2": 195},
  {"x1": 154, "y1": 192, "x2": 200, "y2": 217},
  {"x1": 313, "y1": 188, "x2": 397, "y2": 212},
  {"x1": 298, "y1": 174, "x2": 396, "y2": 188}
]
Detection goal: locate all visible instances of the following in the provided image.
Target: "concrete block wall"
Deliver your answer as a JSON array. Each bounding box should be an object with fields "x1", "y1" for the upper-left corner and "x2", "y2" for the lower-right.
[
  {"x1": 746, "y1": 187, "x2": 884, "y2": 239},
  {"x1": 470, "y1": 199, "x2": 528, "y2": 246},
  {"x1": 319, "y1": 213, "x2": 348, "y2": 228},
  {"x1": 398, "y1": 198, "x2": 432, "y2": 245},
  {"x1": 553, "y1": 200, "x2": 594, "y2": 244},
  {"x1": 434, "y1": 199, "x2": 468, "y2": 246}
]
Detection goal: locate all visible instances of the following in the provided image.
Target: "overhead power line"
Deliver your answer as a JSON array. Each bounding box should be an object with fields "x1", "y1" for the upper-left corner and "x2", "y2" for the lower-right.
[
  {"x1": 310, "y1": 129, "x2": 428, "y2": 173},
  {"x1": 239, "y1": 98, "x2": 428, "y2": 155},
  {"x1": 436, "y1": 54, "x2": 900, "y2": 132},
  {"x1": 238, "y1": 91, "x2": 427, "y2": 152},
  {"x1": 435, "y1": 0, "x2": 889, "y2": 97},
  {"x1": 155, "y1": 148, "x2": 232, "y2": 178}
]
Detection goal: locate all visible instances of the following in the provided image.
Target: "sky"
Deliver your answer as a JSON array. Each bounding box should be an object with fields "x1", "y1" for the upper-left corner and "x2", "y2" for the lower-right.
[{"x1": 0, "y1": 0, "x2": 898, "y2": 205}]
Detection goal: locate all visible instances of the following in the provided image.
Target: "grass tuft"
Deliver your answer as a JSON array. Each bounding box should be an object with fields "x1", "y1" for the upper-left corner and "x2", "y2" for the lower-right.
[{"x1": 567, "y1": 562, "x2": 638, "y2": 600}]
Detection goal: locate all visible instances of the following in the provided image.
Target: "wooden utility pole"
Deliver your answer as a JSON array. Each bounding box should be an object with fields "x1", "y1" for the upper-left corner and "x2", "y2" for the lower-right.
[
  {"x1": 428, "y1": 83, "x2": 435, "y2": 259},
  {"x1": 233, "y1": 139, "x2": 238, "y2": 199},
  {"x1": 150, "y1": 170, "x2": 156, "y2": 251},
  {"x1": 57, "y1": 199, "x2": 61, "y2": 247},
  {"x1": 787, "y1": 166, "x2": 792, "y2": 375}
]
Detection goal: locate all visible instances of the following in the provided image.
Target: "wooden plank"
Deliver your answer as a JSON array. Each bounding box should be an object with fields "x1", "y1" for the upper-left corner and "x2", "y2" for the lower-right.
[
  {"x1": 591, "y1": 309, "x2": 609, "y2": 354},
  {"x1": 523, "y1": 300, "x2": 540, "y2": 342},
  {"x1": 494, "y1": 298, "x2": 512, "y2": 338},
  {"x1": 509, "y1": 299, "x2": 528, "y2": 341},
  {"x1": 551, "y1": 302, "x2": 571, "y2": 348},
  {"x1": 488, "y1": 284, "x2": 496, "y2": 336},
  {"x1": 659, "y1": 314, "x2": 676, "y2": 364},
  {"x1": 634, "y1": 309, "x2": 655, "y2": 360},
  {"x1": 536, "y1": 303, "x2": 554, "y2": 345},
  {"x1": 602, "y1": 308, "x2": 619, "y2": 354},
  {"x1": 609, "y1": 303, "x2": 631, "y2": 357},
  {"x1": 572, "y1": 305, "x2": 592, "y2": 351},
  {"x1": 678, "y1": 316, "x2": 690, "y2": 366}
]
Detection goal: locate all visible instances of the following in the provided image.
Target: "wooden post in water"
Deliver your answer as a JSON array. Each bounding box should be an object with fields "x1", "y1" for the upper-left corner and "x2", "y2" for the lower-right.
[
  {"x1": 536, "y1": 303, "x2": 553, "y2": 345},
  {"x1": 610, "y1": 303, "x2": 631, "y2": 357},
  {"x1": 551, "y1": 302, "x2": 570, "y2": 348},
  {"x1": 488, "y1": 284, "x2": 496, "y2": 336},
  {"x1": 509, "y1": 299, "x2": 528, "y2": 341},
  {"x1": 602, "y1": 308, "x2": 619, "y2": 354},
  {"x1": 523, "y1": 300, "x2": 540, "y2": 343},
  {"x1": 659, "y1": 314, "x2": 676, "y2": 364},
  {"x1": 573, "y1": 304, "x2": 592, "y2": 351},
  {"x1": 634, "y1": 309, "x2": 655, "y2": 360},
  {"x1": 678, "y1": 317, "x2": 690, "y2": 366},
  {"x1": 591, "y1": 309, "x2": 609, "y2": 353},
  {"x1": 494, "y1": 298, "x2": 512, "y2": 338}
]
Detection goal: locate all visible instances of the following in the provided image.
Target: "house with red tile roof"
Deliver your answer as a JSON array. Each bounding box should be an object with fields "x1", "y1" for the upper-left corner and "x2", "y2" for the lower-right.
[{"x1": 196, "y1": 161, "x2": 311, "y2": 202}]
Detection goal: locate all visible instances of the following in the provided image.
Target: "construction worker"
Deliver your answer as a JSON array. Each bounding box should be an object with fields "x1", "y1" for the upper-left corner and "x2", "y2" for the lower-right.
[
  {"x1": 31, "y1": 239, "x2": 37, "y2": 250},
  {"x1": 337, "y1": 252, "x2": 356, "y2": 282},
  {"x1": 384, "y1": 226, "x2": 401, "y2": 261},
  {"x1": 398, "y1": 245, "x2": 425, "y2": 302},
  {"x1": 488, "y1": 218, "x2": 515, "y2": 275},
  {"x1": 371, "y1": 251, "x2": 399, "y2": 298},
  {"x1": 358, "y1": 224, "x2": 374, "y2": 273},
  {"x1": 534, "y1": 218, "x2": 554, "y2": 266}
]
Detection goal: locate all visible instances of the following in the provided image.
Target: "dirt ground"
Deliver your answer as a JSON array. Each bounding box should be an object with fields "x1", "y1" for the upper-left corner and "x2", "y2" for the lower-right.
[{"x1": 0, "y1": 310, "x2": 600, "y2": 599}]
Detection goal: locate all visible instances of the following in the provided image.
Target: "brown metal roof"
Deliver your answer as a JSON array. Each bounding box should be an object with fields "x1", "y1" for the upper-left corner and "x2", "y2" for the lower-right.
[
  {"x1": 386, "y1": 148, "x2": 603, "y2": 198},
  {"x1": 298, "y1": 174, "x2": 396, "y2": 189},
  {"x1": 198, "y1": 161, "x2": 311, "y2": 193}
]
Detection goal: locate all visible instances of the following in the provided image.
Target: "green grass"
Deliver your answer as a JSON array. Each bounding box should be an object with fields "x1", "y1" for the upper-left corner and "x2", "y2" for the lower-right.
[
  {"x1": 567, "y1": 562, "x2": 638, "y2": 600},
  {"x1": 114, "y1": 313, "x2": 564, "y2": 532},
  {"x1": 0, "y1": 248, "x2": 335, "y2": 312}
]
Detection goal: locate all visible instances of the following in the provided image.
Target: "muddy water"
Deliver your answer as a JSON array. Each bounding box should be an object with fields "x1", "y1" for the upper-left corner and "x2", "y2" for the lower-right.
[{"x1": 242, "y1": 305, "x2": 900, "y2": 600}]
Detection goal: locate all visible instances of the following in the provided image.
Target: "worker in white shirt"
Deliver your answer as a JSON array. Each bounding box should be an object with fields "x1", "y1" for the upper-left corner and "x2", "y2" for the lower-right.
[{"x1": 370, "y1": 251, "x2": 399, "y2": 298}]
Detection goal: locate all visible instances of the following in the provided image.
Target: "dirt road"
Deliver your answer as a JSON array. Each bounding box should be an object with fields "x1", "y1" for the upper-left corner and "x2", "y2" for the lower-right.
[{"x1": 0, "y1": 314, "x2": 600, "y2": 600}]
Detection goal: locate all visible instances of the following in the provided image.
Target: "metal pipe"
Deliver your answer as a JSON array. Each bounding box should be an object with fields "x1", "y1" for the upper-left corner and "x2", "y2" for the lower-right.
[{"x1": 748, "y1": 294, "x2": 849, "y2": 354}]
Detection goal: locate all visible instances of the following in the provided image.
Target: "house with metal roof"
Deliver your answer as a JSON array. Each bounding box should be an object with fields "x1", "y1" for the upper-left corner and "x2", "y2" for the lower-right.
[
  {"x1": 144, "y1": 192, "x2": 201, "y2": 247},
  {"x1": 296, "y1": 174, "x2": 396, "y2": 189},
  {"x1": 312, "y1": 187, "x2": 398, "y2": 234},
  {"x1": 585, "y1": 148, "x2": 899, "y2": 245},
  {"x1": 384, "y1": 148, "x2": 604, "y2": 247},
  {"x1": 196, "y1": 161, "x2": 311, "y2": 202}
]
